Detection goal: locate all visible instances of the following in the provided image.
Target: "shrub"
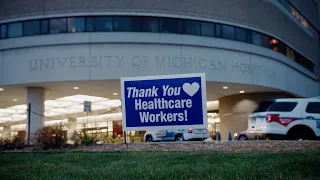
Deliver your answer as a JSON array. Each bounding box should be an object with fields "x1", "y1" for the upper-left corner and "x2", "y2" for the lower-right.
[
  {"x1": 103, "y1": 137, "x2": 114, "y2": 143},
  {"x1": 2, "y1": 138, "x2": 13, "y2": 150},
  {"x1": 113, "y1": 136, "x2": 124, "y2": 144},
  {"x1": 130, "y1": 135, "x2": 144, "y2": 143},
  {"x1": 70, "y1": 129, "x2": 99, "y2": 146},
  {"x1": 0, "y1": 135, "x2": 25, "y2": 150},
  {"x1": 82, "y1": 134, "x2": 94, "y2": 146},
  {"x1": 210, "y1": 132, "x2": 217, "y2": 140},
  {"x1": 70, "y1": 131, "x2": 81, "y2": 145},
  {"x1": 36, "y1": 124, "x2": 67, "y2": 150},
  {"x1": 12, "y1": 134, "x2": 25, "y2": 149}
]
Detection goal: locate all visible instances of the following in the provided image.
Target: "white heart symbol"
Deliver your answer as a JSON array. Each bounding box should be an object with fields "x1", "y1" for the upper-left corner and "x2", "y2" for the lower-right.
[{"x1": 182, "y1": 82, "x2": 200, "y2": 97}]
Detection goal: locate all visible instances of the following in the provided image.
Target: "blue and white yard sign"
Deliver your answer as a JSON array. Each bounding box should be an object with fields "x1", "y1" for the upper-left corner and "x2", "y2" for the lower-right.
[{"x1": 121, "y1": 73, "x2": 207, "y2": 131}]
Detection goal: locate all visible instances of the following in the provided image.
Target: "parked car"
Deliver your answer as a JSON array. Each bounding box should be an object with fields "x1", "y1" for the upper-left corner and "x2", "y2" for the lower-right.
[
  {"x1": 234, "y1": 97, "x2": 320, "y2": 140},
  {"x1": 144, "y1": 128, "x2": 209, "y2": 142}
]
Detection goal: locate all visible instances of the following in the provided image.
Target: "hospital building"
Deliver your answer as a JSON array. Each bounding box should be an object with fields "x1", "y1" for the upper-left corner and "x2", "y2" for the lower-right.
[{"x1": 0, "y1": 0, "x2": 319, "y2": 140}]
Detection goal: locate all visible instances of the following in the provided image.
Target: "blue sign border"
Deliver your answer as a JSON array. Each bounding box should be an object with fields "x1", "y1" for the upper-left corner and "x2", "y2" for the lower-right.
[{"x1": 121, "y1": 73, "x2": 207, "y2": 131}]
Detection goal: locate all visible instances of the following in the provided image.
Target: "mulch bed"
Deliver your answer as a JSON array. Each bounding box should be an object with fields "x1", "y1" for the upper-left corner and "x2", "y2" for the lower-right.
[{"x1": 1, "y1": 141, "x2": 320, "y2": 153}]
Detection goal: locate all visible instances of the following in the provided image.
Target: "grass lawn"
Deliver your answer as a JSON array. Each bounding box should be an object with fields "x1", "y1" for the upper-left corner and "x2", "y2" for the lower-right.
[{"x1": 1, "y1": 151, "x2": 320, "y2": 180}]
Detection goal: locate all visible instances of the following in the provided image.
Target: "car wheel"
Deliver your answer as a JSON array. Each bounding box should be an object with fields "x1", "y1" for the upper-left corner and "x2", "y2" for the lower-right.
[
  {"x1": 145, "y1": 135, "x2": 153, "y2": 142},
  {"x1": 287, "y1": 126, "x2": 316, "y2": 140},
  {"x1": 175, "y1": 134, "x2": 184, "y2": 141},
  {"x1": 238, "y1": 135, "x2": 248, "y2": 141}
]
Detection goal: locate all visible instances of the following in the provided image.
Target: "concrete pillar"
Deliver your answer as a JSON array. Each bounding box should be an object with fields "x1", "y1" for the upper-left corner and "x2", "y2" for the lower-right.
[
  {"x1": 2, "y1": 125, "x2": 11, "y2": 139},
  {"x1": 218, "y1": 92, "x2": 292, "y2": 140},
  {"x1": 26, "y1": 87, "x2": 45, "y2": 141},
  {"x1": 67, "y1": 117, "x2": 77, "y2": 144}
]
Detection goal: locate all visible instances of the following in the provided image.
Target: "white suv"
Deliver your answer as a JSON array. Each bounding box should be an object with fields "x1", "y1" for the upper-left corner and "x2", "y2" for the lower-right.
[
  {"x1": 235, "y1": 97, "x2": 320, "y2": 140},
  {"x1": 144, "y1": 128, "x2": 209, "y2": 142}
]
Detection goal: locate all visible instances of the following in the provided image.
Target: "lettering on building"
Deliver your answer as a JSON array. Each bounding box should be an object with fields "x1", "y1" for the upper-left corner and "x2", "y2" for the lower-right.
[{"x1": 28, "y1": 55, "x2": 276, "y2": 79}]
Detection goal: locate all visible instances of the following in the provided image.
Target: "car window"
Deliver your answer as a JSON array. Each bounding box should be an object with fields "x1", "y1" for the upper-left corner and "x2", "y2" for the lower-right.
[
  {"x1": 267, "y1": 102, "x2": 297, "y2": 112},
  {"x1": 252, "y1": 100, "x2": 275, "y2": 113},
  {"x1": 306, "y1": 102, "x2": 320, "y2": 114}
]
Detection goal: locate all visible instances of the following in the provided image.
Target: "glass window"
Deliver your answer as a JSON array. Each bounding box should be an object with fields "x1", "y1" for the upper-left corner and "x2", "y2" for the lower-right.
[
  {"x1": 301, "y1": 58, "x2": 314, "y2": 72},
  {"x1": 277, "y1": 41, "x2": 286, "y2": 55},
  {"x1": 291, "y1": 6, "x2": 309, "y2": 29},
  {"x1": 114, "y1": 16, "x2": 131, "y2": 31},
  {"x1": 246, "y1": 30, "x2": 252, "y2": 43},
  {"x1": 268, "y1": 38, "x2": 285, "y2": 54},
  {"x1": 252, "y1": 31, "x2": 262, "y2": 45},
  {"x1": 278, "y1": 0, "x2": 312, "y2": 31},
  {"x1": 49, "y1": 18, "x2": 67, "y2": 34},
  {"x1": 235, "y1": 27, "x2": 247, "y2": 42},
  {"x1": 222, "y1": 25, "x2": 234, "y2": 40},
  {"x1": 201, "y1": 22, "x2": 214, "y2": 37},
  {"x1": 252, "y1": 101, "x2": 275, "y2": 113},
  {"x1": 131, "y1": 17, "x2": 159, "y2": 32},
  {"x1": 8, "y1": 22, "x2": 22, "y2": 38},
  {"x1": 267, "y1": 102, "x2": 298, "y2": 112},
  {"x1": 215, "y1": 24, "x2": 222, "y2": 38},
  {"x1": 295, "y1": 52, "x2": 314, "y2": 72},
  {"x1": 261, "y1": 34, "x2": 271, "y2": 48},
  {"x1": 95, "y1": 17, "x2": 113, "y2": 32},
  {"x1": 185, "y1": 20, "x2": 200, "y2": 35},
  {"x1": 41, "y1": 19, "x2": 49, "y2": 34},
  {"x1": 294, "y1": 52, "x2": 303, "y2": 65},
  {"x1": 23, "y1": 20, "x2": 40, "y2": 36},
  {"x1": 86, "y1": 17, "x2": 94, "y2": 32},
  {"x1": 131, "y1": 17, "x2": 141, "y2": 32},
  {"x1": 286, "y1": 46, "x2": 295, "y2": 60},
  {"x1": 67, "y1": 17, "x2": 85, "y2": 33},
  {"x1": 0, "y1": 24, "x2": 7, "y2": 39},
  {"x1": 306, "y1": 102, "x2": 320, "y2": 114},
  {"x1": 160, "y1": 18, "x2": 184, "y2": 34},
  {"x1": 143, "y1": 17, "x2": 159, "y2": 32}
]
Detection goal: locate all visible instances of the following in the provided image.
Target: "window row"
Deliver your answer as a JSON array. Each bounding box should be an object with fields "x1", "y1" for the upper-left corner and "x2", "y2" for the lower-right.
[
  {"x1": 0, "y1": 16, "x2": 314, "y2": 72},
  {"x1": 0, "y1": 17, "x2": 255, "y2": 39},
  {"x1": 276, "y1": 0, "x2": 313, "y2": 31}
]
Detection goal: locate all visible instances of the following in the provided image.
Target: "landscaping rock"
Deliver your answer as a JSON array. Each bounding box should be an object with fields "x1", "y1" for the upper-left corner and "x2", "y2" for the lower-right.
[{"x1": 1, "y1": 141, "x2": 320, "y2": 153}]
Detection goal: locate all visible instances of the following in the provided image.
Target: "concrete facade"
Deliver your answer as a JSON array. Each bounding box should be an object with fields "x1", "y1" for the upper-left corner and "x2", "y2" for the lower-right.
[
  {"x1": 67, "y1": 118, "x2": 77, "y2": 144},
  {"x1": 2, "y1": 125, "x2": 10, "y2": 139},
  {"x1": 26, "y1": 87, "x2": 45, "y2": 140},
  {"x1": 289, "y1": 0, "x2": 320, "y2": 29},
  {"x1": 0, "y1": 0, "x2": 319, "y2": 74},
  {"x1": 0, "y1": 40, "x2": 318, "y2": 97}
]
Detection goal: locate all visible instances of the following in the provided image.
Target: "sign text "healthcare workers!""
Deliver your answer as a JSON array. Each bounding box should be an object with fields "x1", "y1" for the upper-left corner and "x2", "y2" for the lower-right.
[{"x1": 121, "y1": 73, "x2": 207, "y2": 131}]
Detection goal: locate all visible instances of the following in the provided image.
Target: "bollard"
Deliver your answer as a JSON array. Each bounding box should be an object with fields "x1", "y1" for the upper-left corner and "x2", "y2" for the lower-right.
[
  {"x1": 216, "y1": 132, "x2": 221, "y2": 141},
  {"x1": 228, "y1": 132, "x2": 232, "y2": 141},
  {"x1": 216, "y1": 132, "x2": 218, "y2": 141}
]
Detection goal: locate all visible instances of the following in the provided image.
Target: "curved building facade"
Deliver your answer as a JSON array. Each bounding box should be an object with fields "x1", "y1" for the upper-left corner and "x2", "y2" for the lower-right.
[{"x1": 0, "y1": 0, "x2": 319, "y2": 140}]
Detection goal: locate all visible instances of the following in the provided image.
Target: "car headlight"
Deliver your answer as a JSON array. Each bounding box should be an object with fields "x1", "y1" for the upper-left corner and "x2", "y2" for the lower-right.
[{"x1": 234, "y1": 133, "x2": 238, "y2": 137}]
